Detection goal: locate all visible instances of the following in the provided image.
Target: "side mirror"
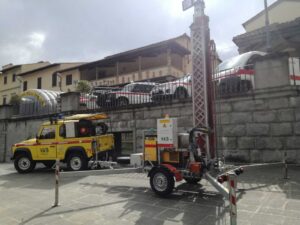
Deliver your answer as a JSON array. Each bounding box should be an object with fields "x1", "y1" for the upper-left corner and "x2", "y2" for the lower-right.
[{"x1": 35, "y1": 134, "x2": 40, "y2": 144}]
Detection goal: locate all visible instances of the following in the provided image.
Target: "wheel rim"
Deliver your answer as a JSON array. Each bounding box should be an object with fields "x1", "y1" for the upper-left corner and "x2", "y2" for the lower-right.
[
  {"x1": 70, "y1": 157, "x2": 82, "y2": 170},
  {"x1": 18, "y1": 157, "x2": 31, "y2": 170},
  {"x1": 153, "y1": 172, "x2": 168, "y2": 192},
  {"x1": 176, "y1": 90, "x2": 186, "y2": 99},
  {"x1": 119, "y1": 99, "x2": 127, "y2": 106}
]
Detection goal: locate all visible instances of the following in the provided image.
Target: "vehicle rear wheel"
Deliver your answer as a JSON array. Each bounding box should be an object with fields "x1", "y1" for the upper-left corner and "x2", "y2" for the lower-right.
[
  {"x1": 174, "y1": 88, "x2": 188, "y2": 100},
  {"x1": 14, "y1": 154, "x2": 36, "y2": 174},
  {"x1": 150, "y1": 168, "x2": 174, "y2": 197},
  {"x1": 184, "y1": 177, "x2": 201, "y2": 184},
  {"x1": 67, "y1": 153, "x2": 87, "y2": 171},
  {"x1": 117, "y1": 97, "x2": 129, "y2": 106}
]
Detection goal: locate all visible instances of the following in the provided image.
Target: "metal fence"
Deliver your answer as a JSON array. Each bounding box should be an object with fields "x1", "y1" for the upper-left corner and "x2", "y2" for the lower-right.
[
  {"x1": 79, "y1": 77, "x2": 193, "y2": 110},
  {"x1": 213, "y1": 66, "x2": 255, "y2": 99},
  {"x1": 289, "y1": 57, "x2": 300, "y2": 86}
]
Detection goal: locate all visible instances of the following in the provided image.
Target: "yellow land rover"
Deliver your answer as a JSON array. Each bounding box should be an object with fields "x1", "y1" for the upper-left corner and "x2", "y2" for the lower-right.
[{"x1": 11, "y1": 114, "x2": 114, "y2": 173}]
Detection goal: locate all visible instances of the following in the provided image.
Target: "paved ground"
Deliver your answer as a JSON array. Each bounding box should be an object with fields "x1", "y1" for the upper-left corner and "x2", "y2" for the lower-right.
[{"x1": 0, "y1": 163, "x2": 300, "y2": 225}]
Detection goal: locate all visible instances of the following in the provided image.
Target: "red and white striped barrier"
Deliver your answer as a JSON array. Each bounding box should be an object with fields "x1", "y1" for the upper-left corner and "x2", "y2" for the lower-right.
[{"x1": 228, "y1": 172, "x2": 237, "y2": 225}]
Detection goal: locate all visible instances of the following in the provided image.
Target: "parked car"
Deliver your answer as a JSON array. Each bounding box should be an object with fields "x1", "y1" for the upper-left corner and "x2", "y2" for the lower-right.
[
  {"x1": 80, "y1": 93, "x2": 97, "y2": 109},
  {"x1": 103, "y1": 82, "x2": 156, "y2": 107},
  {"x1": 151, "y1": 74, "x2": 192, "y2": 101},
  {"x1": 95, "y1": 86, "x2": 122, "y2": 107},
  {"x1": 214, "y1": 51, "x2": 266, "y2": 95}
]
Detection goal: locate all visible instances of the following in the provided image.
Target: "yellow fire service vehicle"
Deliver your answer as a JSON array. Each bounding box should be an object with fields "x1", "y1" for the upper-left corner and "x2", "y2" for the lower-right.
[{"x1": 11, "y1": 113, "x2": 114, "y2": 173}]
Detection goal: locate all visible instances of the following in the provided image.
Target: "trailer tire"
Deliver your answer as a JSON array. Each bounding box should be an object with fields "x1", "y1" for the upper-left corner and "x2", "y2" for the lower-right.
[
  {"x1": 14, "y1": 154, "x2": 36, "y2": 174},
  {"x1": 150, "y1": 168, "x2": 174, "y2": 197},
  {"x1": 67, "y1": 153, "x2": 88, "y2": 171},
  {"x1": 184, "y1": 177, "x2": 201, "y2": 184}
]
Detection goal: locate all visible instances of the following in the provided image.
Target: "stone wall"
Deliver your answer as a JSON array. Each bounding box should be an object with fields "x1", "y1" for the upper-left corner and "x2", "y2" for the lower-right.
[
  {"x1": 0, "y1": 101, "x2": 193, "y2": 162},
  {"x1": 1, "y1": 85, "x2": 300, "y2": 164},
  {"x1": 217, "y1": 86, "x2": 300, "y2": 163}
]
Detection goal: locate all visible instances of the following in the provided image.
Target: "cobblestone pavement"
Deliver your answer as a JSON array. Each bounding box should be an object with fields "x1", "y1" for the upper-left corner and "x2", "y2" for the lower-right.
[{"x1": 0, "y1": 163, "x2": 299, "y2": 225}]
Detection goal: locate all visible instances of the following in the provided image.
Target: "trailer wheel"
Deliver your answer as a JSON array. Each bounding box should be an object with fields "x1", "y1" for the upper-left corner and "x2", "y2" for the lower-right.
[
  {"x1": 67, "y1": 153, "x2": 87, "y2": 171},
  {"x1": 150, "y1": 168, "x2": 174, "y2": 197},
  {"x1": 184, "y1": 177, "x2": 201, "y2": 184},
  {"x1": 14, "y1": 154, "x2": 36, "y2": 174}
]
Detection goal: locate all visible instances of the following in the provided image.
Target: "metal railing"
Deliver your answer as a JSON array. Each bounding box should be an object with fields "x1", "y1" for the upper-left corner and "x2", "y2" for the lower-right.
[
  {"x1": 213, "y1": 66, "x2": 255, "y2": 99},
  {"x1": 79, "y1": 79, "x2": 193, "y2": 111}
]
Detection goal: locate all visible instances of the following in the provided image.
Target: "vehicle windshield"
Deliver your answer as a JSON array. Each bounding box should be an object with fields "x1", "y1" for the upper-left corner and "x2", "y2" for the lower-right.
[
  {"x1": 217, "y1": 54, "x2": 248, "y2": 72},
  {"x1": 122, "y1": 84, "x2": 134, "y2": 92}
]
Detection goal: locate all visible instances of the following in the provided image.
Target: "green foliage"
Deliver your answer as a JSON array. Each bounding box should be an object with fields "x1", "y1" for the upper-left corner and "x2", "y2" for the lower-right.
[
  {"x1": 9, "y1": 94, "x2": 21, "y2": 105},
  {"x1": 76, "y1": 80, "x2": 91, "y2": 93}
]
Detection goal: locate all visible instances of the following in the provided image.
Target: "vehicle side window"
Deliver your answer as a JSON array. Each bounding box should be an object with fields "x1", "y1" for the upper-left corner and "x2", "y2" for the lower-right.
[
  {"x1": 133, "y1": 84, "x2": 153, "y2": 93},
  {"x1": 59, "y1": 124, "x2": 66, "y2": 138},
  {"x1": 39, "y1": 126, "x2": 56, "y2": 139}
]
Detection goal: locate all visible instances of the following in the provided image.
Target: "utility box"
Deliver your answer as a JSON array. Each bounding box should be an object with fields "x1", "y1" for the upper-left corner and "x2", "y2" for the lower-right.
[
  {"x1": 130, "y1": 153, "x2": 143, "y2": 167},
  {"x1": 157, "y1": 118, "x2": 178, "y2": 149}
]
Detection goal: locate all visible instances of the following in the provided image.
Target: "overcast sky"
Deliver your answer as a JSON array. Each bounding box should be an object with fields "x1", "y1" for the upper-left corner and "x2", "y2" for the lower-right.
[{"x1": 0, "y1": 0, "x2": 276, "y2": 67}]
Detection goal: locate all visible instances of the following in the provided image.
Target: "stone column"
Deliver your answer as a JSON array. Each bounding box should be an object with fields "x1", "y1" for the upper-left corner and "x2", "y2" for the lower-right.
[
  {"x1": 167, "y1": 48, "x2": 172, "y2": 75},
  {"x1": 60, "y1": 92, "x2": 80, "y2": 112}
]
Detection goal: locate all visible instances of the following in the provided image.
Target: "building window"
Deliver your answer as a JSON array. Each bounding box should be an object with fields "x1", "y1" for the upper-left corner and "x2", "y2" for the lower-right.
[
  {"x1": 4, "y1": 76, "x2": 7, "y2": 84},
  {"x1": 37, "y1": 77, "x2": 42, "y2": 89},
  {"x1": 12, "y1": 74, "x2": 16, "y2": 82},
  {"x1": 2, "y1": 96, "x2": 6, "y2": 105},
  {"x1": 52, "y1": 73, "x2": 57, "y2": 87},
  {"x1": 23, "y1": 81, "x2": 28, "y2": 91},
  {"x1": 66, "y1": 74, "x2": 72, "y2": 86}
]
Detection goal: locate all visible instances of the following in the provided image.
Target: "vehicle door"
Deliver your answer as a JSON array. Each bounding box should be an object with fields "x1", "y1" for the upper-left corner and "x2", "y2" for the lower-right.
[
  {"x1": 132, "y1": 84, "x2": 152, "y2": 104},
  {"x1": 37, "y1": 125, "x2": 57, "y2": 160}
]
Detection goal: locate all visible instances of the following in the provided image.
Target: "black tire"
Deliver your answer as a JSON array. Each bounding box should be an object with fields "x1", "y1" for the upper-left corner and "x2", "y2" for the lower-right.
[
  {"x1": 117, "y1": 97, "x2": 129, "y2": 106},
  {"x1": 42, "y1": 161, "x2": 55, "y2": 169},
  {"x1": 174, "y1": 88, "x2": 188, "y2": 100},
  {"x1": 184, "y1": 177, "x2": 201, "y2": 184},
  {"x1": 150, "y1": 168, "x2": 175, "y2": 197},
  {"x1": 14, "y1": 154, "x2": 36, "y2": 174},
  {"x1": 66, "y1": 153, "x2": 88, "y2": 171}
]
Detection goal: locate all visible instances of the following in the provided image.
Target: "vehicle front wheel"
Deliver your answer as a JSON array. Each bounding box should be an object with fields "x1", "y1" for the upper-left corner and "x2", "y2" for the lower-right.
[
  {"x1": 67, "y1": 153, "x2": 88, "y2": 171},
  {"x1": 117, "y1": 97, "x2": 129, "y2": 106},
  {"x1": 150, "y1": 168, "x2": 175, "y2": 197},
  {"x1": 174, "y1": 88, "x2": 188, "y2": 100},
  {"x1": 14, "y1": 154, "x2": 36, "y2": 174}
]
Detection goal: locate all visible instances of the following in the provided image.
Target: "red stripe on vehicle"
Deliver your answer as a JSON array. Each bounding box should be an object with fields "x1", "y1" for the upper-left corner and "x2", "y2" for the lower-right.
[
  {"x1": 114, "y1": 92, "x2": 149, "y2": 96},
  {"x1": 144, "y1": 144, "x2": 157, "y2": 148}
]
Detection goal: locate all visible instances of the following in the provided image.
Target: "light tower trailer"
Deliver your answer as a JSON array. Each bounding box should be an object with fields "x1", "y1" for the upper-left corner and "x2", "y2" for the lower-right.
[{"x1": 144, "y1": 117, "x2": 243, "y2": 198}]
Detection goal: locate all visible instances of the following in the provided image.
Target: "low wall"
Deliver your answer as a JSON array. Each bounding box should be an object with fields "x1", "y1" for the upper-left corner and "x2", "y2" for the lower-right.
[
  {"x1": 0, "y1": 101, "x2": 193, "y2": 162},
  {"x1": 217, "y1": 86, "x2": 300, "y2": 163},
  {"x1": 1, "y1": 86, "x2": 300, "y2": 163}
]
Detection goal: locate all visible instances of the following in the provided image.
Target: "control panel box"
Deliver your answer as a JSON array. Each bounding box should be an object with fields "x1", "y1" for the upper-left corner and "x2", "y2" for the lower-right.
[{"x1": 157, "y1": 118, "x2": 178, "y2": 149}]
